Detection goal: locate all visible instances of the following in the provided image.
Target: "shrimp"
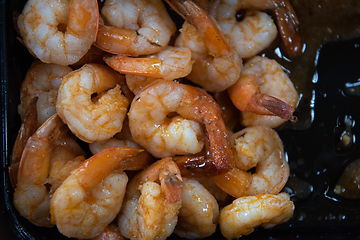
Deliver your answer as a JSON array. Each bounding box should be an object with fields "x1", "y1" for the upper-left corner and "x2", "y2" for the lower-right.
[
  {"x1": 219, "y1": 193, "x2": 294, "y2": 239},
  {"x1": 209, "y1": 1, "x2": 278, "y2": 59},
  {"x1": 18, "y1": 61, "x2": 72, "y2": 127},
  {"x1": 174, "y1": 178, "x2": 219, "y2": 239},
  {"x1": 104, "y1": 46, "x2": 193, "y2": 85},
  {"x1": 95, "y1": 0, "x2": 176, "y2": 56},
  {"x1": 227, "y1": 56, "x2": 299, "y2": 128},
  {"x1": 50, "y1": 146, "x2": 153, "y2": 239},
  {"x1": 118, "y1": 157, "x2": 183, "y2": 240},
  {"x1": 211, "y1": 125, "x2": 289, "y2": 198},
  {"x1": 9, "y1": 97, "x2": 38, "y2": 189},
  {"x1": 168, "y1": 0, "x2": 242, "y2": 92},
  {"x1": 211, "y1": 0, "x2": 301, "y2": 58},
  {"x1": 13, "y1": 114, "x2": 84, "y2": 227},
  {"x1": 56, "y1": 63, "x2": 130, "y2": 143},
  {"x1": 128, "y1": 80, "x2": 234, "y2": 175},
  {"x1": 89, "y1": 118, "x2": 142, "y2": 155},
  {"x1": 92, "y1": 223, "x2": 126, "y2": 240},
  {"x1": 17, "y1": 0, "x2": 99, "y2": 65}
]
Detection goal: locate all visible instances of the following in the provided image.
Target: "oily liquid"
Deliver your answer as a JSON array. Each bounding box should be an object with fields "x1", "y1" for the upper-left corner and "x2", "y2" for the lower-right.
[
  {"x1": 265, "y1": 0, "x2": 360, "y2": 130},
  {"x1": 268, "y1": 0, "x2": 360, "y2": 224}
]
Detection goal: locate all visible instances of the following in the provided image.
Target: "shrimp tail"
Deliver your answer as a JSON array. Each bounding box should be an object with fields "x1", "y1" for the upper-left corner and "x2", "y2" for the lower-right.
[
  {"x1": 228, "y1": 75, "x2": 297, "y2": 122},
  {"x1": 9, "y1": 97, "x2": 38, "y2": 189},
  {"x1": 159, "y1": 162, "x2": 183, "y2": 203},
  {"x1": 17, "y1": 114, "x2": 67, "y2": 185},
  {"x1": 166, "y1": 0, "x2": 232, "y2": 56},
  {"x1": 254, "y1": 93, "x2": 298, "y2": 122},
  {"x1": 273, "y1": 0, "x2": 302, "y2": 58}
]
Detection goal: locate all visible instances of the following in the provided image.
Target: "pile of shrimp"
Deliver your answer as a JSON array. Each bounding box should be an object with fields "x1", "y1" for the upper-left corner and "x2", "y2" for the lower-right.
[{"x1": 11, "y1": 0, "x2": 302, "y2": 239}]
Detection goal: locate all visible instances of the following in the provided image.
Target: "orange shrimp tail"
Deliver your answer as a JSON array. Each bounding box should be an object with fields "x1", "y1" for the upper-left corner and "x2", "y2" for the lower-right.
[{"x1": 9, "y1": 97, "x2": 38, "y2": 189}]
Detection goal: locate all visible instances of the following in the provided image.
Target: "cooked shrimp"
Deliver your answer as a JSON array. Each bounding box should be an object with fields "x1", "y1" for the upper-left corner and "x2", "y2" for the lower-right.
[
  {"x1": 89, "y1": 118, "x2": 142, "y2": 154},
  {"x1": 56, "y1": 63, "x2": 130, "y2": 143},
  {"x1": 17, "y1": 0, "x2": 99, "y2": 65},
  {"x1": 47, "y1": 136, "x2": 87, "y2": 193},
  {"x1": 13, "y1": 114, "x2": 83, "y2": 227},
  {"x1": 219, "y1": 193, "x2": 294, "y2": 239},
  {"x1": 174, "y1": 178, "x2": 219, "y2": 239},
  {"x1": 211, "y1": 125, "x2": 289, "y2": 198},
  {"x1": 209, "y1": 1, "x2": 278, "y2": 59},
  {"x1": 168, "y1": 0, "x2": 242, "y2": 92},
  {"x1": 9, "y1": 97, "x2": 38, "y2": 189},
  {"x1": 211, "y1": 0, "x2": 301, "y2": 58},
  {"x1": 118, "y1": 157, "x2": 183, "y2": 240},
  {"x1": 50, "y1": 147, "x2": 153, "y2": 239},
  {"x1": 104, "y1": 46, "x2": 193, "y2": 81},
  {"x1": 195, "y1": 176, "x2": 230, "y2": 205},
  {"x1": 128, "y1": 80, "x2": 234, "y2": 175},
  {"x1": 18, "y1": 61, "x2": 72, "y2": 126},
  {"x1": 227, "y1": 56, "x2": 299, "y2": 128},
  {"x1": 92, "y1": 223, "x2": 126, "y2": 240},
  {"x1": 95, "y1": 0, "x2": 176, "y2": 56}
]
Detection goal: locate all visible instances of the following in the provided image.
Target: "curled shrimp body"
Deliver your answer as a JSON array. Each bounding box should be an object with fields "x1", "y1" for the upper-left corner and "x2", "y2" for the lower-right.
[
  {"x1": 56, "y1": 63, "x2": 130, "y2": 143},
  {"x1": 211, "y1": 125, "x2": 289, "y2": 198},
  {"x1": 128, "y1": 80, "x2": 234, "y2": 175},
  {"x1": 169, "y1": 0, "x2": 242, "y2": 92},
  {"x1": 174, "y1": 178, "x2": 219, "y2": 239},
  {"x1": 96, "y1": 0, "x2": 176, "y2": 56},
  {"x1": 50, "y1": 147, "x2": 153, "y2": 239},
  {"x1": 13, "y1": 114, "x2": 84, "y2": 227},
  {"x1": 118, "y1": 157, "x2": 183, "y2": 240},
  {"x1": 18, "y1": 61, "x2": 72, "y2": 126},
  {"x1": 210, "y1": 0, "x2": 278, "y2": 59},
  {"x1": 17, "y1": 0, "x2": 99, "y2": 65},
  {"x1": 219, "y1": 193, "x2": 294, "y2": 239},
  {"x1": 228, "y1": 56, "x2": 299, "y2": 128}
]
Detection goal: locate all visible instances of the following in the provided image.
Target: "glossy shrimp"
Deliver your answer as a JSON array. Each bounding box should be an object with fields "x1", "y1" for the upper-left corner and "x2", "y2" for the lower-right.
[
  {"x1": 18, "y1": 61, "x2": 72, "y2": 126},
  {"x1": 13, "y1": 114, "x2": 85, "y2": 227},
  {"x1": 219, "y1": 193, "x2": 294, "y2": 239},
  {"x1": 104, "y1": 46, "x2": 193, "y2": 94},
  {"x1": 118, "y1": 157, "x2": 183, "y2": 240},
  {"x1": 128, "y1": 80, "x2": 234, "y2": 176},
  {"x1": 50, "y1": 147, "x2": 153, "y2": 239},
  {"x1": 211, "y1": 0, "x2": 301, "y2": 58},
  {"x1": 17, "y1": 0, "x2": 99, "y2": 65},
  {"x1": 174, "y1": 178, "x2": 219, "y2": 239},
  {"x1": 95, "y1": 0, "x2": 176, "y2": 56},
  {"x1": 10, "y1": 97, "x2": 38, "y2": 189},
  {"x1": 227, "y1": 56, "x2": 299, "y2": 128},
  {"x1": 209, "y1": 0, "x2": 278, "y2": 59},
  {"x1": 168, "y1": 0, "x2": 242, "y2": 92},
  {"x1": 211, "y1": 125, "x2": 289, "y2": 198},
  {"x1": 56, "y1": 63, "x2": 130, "y2": 143}
]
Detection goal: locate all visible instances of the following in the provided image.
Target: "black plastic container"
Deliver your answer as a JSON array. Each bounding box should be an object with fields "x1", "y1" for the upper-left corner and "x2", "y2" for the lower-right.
[{"x1": 2, "y1": 0, "x2": 360, "y2": 239}]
